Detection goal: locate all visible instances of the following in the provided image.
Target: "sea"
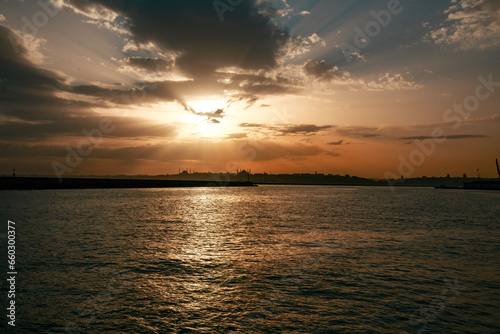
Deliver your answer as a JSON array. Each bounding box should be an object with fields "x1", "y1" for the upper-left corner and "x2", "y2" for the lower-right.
[{"x1": 0, "y1": 185, "x2": 499, "y2": 333}]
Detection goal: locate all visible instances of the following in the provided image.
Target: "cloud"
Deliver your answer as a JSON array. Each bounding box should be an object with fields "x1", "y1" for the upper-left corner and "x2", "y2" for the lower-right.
[
  {"x1": 83, "y1": 18, "x2": 131, "y2": 35},
  {"x1": 0, "y1": 25, "x2": 77, "y2": 121},
  {"x1": 308, "y1": 33, "x2": 324, "y2": 46},
  {"x1": 1, "y1": 140, "x2": 337, "y2": 169},
  {"x1": 426, "y1": 0, "x2": 500, "y2": 50},
  {"x1": 327, "y1": 115, "x2": 497, "y2": 142},
  {"x1": 327, "y1": 140, "x2": 344, "y2": 146},
  {"x1": 303, "y1": 63, "x2": 420, "y2": 92},
  {"x1": 61, "y1": 0, "x2": 289, "y2": 79},
  {"x1": 335, "y1": 126, "x2": 380, "y2": 138},
  {"x1": 239, "y1": 123, "x2": 264, "y2": 128},
  {"x1": 348, "y1": 51, "x2": 366, "y2": 62},
  {"x1": 364, "y1": 73, "x2": 422, "y2": 91},
  {"x1": 251, "y1": 142, "x2": 339, "y2": 160},
  {"x1": 46, "y1": 1, "x2": 419, "y2": 110},
  {"x1": 400, "y1": 134, "x2": 487, "y2": 140},
  {"x1": 216, "y1": 69, "x2": 297, "y2": 105},
  {"x1": 67, "y1": 80, "x2": 227, "y2": 115},
  {"x1": 303, "y1": 60, "x2": 341, "y2": 81},
  {"x1": 281, "y1": 124, "x2": 334, "y2": 134},
  {"x1": 121, "y1": 57, "x2": 174, "y2": 72},
  {"x1": 226, "y1": 133, "x2": 248, "y2": 139},
  {"x1": 1, "y1": 24, "x2": 48, "y2": 65},
  {"x1": 239, "y1": 123, "x2": 335, "y2": 136},
  {"x1": 0, "y1": 25, "x2": 178, "y2": 142},
  {"x1": 302, "y1": 60, "x2": 420, "y2": 91},
  {"x1": 51, "y1": 1, "x2": 298, "y2": 112},
  {"x1": 55, "y1": 0, "x2": 119, "y2": 21},
  {"x1": 400, "y1": 114, "x2": 500, "y2": 130},
  {"x1": 0, "y1": 116, "x2": 177, "y2": 142},
  {"x1": 196, "y1": 108, "x2": 225, "y2": 121}
]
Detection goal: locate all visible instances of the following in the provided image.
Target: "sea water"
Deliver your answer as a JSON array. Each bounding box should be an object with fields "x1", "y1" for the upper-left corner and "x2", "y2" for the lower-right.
[{"x1": 0, "y1": 185, "x2": 499, "y2": 333}]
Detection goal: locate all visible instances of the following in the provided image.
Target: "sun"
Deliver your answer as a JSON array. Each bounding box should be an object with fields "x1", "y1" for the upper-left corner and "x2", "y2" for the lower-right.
[
  {"x1": 189, "y1": 99, "x2": 226, "y2": 114},
  {"x1": 182, "y1": 98, "x2": 227, "y2": 138},
  {"x1": 183, "y1": 114, "x2": 223, "y2": 138}
]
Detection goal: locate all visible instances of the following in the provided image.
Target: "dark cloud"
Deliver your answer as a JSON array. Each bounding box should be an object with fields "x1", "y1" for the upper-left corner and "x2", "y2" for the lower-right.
[
  {"x1": 0, "y1": 27, "x2": 63, "y2": 89},
  {"x1": 226, "y1": 133, "x2": 248, "y2": 139},
  {"x1": 40, "y1": 1, "x2": 294, "y2": 112},
  {"x1": 55, "y1": 1, "x2": 297, "y2": 110},
  {"x1": 68, "y1": 81, "x2": 177, "y2": 105},
  {"x1": 68, "y1": 80, "x2": 219, "y2": 115},
  {"x1": 66, "y1": 0, "x2": 289, "y2": 78},
  {"x1": 222, "y1": 72, "x2": 296, "y2": 106},
  {"x1": 327, "y1": 140, "x2": 344, "y2": 145},
  {"x1": 122, "y1": 57, "x2": 174, "y2": 72},
  {"x1": 400, "y1": 134, "x2": 487, "y2": 140},
  {"x1": 282, "y1": 124, "x2": 334, "y2": 134},
  {"x1": 239, "y1": 122, "x2": 264, "y2": 128},
  {"x1": 0, "y1": 25, "x2": 177, "y2": 142},
  {"x1": 68, "y1": 84, "x2": 122, "y2": 99},
  {"x1": 0, "y1": 113, "x2": 177, "y2": 142},
  {"x1": 461, "y1": 0, "x2": 500, "y2": 14},
  {"x1": 303, "y1": 60, "x2": 340, "y2": 81},
  {"x1": 335, "y1": 126, "x2": 380, "y2": 138},
  {"x1": 0, "y1": 25, "x2": 99, "y2": 123},
  {"x1": 0, "y1": 25, "x2": 73, "y2": 122},
  {"x1": 250, "y1": 142, "x2": 338, "y2": 161},
  {"x1": 0, "y1": 140, "x2": 336, "y2": 168},
  {"x1": 202, "y1": 108, "x2": 224, "y2": 119},
  {"x1": 241, "y1": 83, "x2": 291, "y2": 95},
  {"x1": 239, "y1": 123, "x2": 334, "y2": 136}
]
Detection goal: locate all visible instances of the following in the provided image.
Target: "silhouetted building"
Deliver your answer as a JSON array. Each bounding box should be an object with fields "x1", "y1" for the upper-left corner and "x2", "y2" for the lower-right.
[{"x1": 237, "y1": 170, "x2": 250, "y2": 182}]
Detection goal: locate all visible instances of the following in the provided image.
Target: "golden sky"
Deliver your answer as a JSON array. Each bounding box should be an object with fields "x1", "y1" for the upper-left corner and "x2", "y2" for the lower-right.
[{"x1": 1, "y1": 0, "x2": 499, "y2": 178}]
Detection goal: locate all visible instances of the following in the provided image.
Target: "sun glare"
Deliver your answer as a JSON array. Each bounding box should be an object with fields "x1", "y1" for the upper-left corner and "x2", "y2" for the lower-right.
[
  {"x1": 189, "y1": 99, "x2": 226, "y2": 114},
  {"x1": 182, "y1": 114, "x2": 223, "y2": 138},
  {"x1": 181, "y1": 99, "x2": 228, "y2": 138}
]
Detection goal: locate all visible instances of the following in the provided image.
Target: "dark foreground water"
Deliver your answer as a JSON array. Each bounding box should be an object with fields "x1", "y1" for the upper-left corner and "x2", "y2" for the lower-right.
[{"x1": 0, "y1": 185, "x2": 499, "y2": 333}]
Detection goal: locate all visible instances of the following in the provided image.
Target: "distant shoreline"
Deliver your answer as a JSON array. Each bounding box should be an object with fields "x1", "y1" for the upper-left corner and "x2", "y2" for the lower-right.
[
  {"x1": 2, "y1": 176, "x2": 498, "y2": 191},
  {"x1": 0, "y1": 177, "x2": 256, "y2": 190}
]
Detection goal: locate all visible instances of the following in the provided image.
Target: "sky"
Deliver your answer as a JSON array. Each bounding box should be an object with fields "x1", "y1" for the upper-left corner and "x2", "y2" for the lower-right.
[{"x1": 0, "y1": 0, "x2": 499, "y2": 178}]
